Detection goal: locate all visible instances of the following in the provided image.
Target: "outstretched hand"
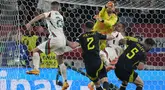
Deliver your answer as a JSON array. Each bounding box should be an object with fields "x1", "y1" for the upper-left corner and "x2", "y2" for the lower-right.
[
  {"x1": 25, "y1": 23, "x2": 32, "y2": 30},
  {"x1": 93, "y1": 15, "x2": 103, "y2": 22}
]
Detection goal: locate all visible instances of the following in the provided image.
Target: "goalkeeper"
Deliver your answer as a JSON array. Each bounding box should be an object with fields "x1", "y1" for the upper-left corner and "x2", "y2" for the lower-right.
[{"x1": 92, "y1": 0, "x2": 118, "y2": 50}]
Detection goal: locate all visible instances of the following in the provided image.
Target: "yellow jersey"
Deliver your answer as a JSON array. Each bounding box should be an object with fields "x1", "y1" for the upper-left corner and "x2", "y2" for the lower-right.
[
  {"x1": 21, "y1": 35, "x2": 38, "y2": 51},
  {"x1": 93, "y1": 7, "x2": 118, "y2": 34}
]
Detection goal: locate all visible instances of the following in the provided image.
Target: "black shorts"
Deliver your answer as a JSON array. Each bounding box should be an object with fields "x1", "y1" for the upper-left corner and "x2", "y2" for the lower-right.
[
  {"x1": 115, "y1": 67, "x2": 138, "y2": 82},
  {"x1": 85, "y1": 61, "x2": 107, "y2": 82}
]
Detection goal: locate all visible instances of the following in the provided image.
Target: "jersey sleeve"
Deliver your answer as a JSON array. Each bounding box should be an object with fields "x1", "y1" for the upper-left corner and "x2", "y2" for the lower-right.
[
  {"x1": 99, "y1": 6, "x2": 106, "y2": 17},
  {"x1": 111, "y1": 32, "x2": 118, "y2": 37},
  {"x1": 125, "y1": 36, "x2": 138, "y2": 42},
  {"x1": 43, "y1": 12, "x2": 51, "y2": 18},
  {"x1": 97, "y1": 32, "x2": 107, "y2": 40},
  {"x1": 139, "y1": 53, "x2": 147, "y2": 63},
  {"x1": 119, "y1": 33, "x2": 124, "y2": 39},
  {"x1": 126, "y1": 40, "x2": 135, "y2": 45}
]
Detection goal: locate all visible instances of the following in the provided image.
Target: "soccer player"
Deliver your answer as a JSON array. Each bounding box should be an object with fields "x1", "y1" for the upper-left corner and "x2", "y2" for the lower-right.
[
  {"x1": 88, "y1": 22, "x2": 125, "y2": 90},
  {"x1": 68, "y1": 21, "x2": 115, "y2": 90},
  {"x1": 25, "y1": 1, "x2": 69, "y2": 90},
  {"x1": 93, "y1": 0, "x2": 118, "y2": 50},
  {"x1": 115, "y1": 38, "x2": 155, "y2": 90},
  {"x1": 101, "y1": 22, "x2": 125, "y2": 69},
  {"x1": 107, "y1": 23, "x2": 125, "y2": 46}
]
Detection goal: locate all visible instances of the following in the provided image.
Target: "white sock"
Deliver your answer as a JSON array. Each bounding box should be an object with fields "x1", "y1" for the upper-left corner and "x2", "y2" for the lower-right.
[
  {"x1": 32, "y1": 52, "x2": 40, "y2": 70},
  {"x1": 29, "y1": 61, "x2": 33, "y2": 68},
  {"x1": 59, "y1": 63, "x2": 67, "y2": 82}
]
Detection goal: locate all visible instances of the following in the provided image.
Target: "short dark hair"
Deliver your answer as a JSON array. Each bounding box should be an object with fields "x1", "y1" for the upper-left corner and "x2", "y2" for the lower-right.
[
  {"x1": 144, "y1": 38, "x2": 155, "y2": 46},
  {"x1": 51, "y1": 1, "x2": 59, "y2": 6},
  {"x1": 85, "y1": 21, "x2": 94, "y2": 29}
]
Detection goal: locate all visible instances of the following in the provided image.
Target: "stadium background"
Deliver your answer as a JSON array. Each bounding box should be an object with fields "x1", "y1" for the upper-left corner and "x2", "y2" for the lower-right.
[{"x1": 0, "y1": 0, "x2": 165, "y2": 90}]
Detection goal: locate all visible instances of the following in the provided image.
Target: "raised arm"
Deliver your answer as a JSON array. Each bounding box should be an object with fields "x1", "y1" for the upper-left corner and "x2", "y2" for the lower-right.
[
  {"x1": 94, "y1": 13, "x2": 118, "y2": 27},
  {"x1": 99, "y1": 1, "x2": 115, "y2": 17},
  {"x1": 97, "y1": 32, "x2": 115, "y2": 40},
  {"x1": 106, "y1": 34, "x2": 115, "y2": 40},
  {"x1": 99, "y1": 7, "x2": 106, "y2": 17},
  {"x1": 66, "y1": 40, "x2": 80, "y2": 49},
  {"x1": 26, "y1": 13, "x2": 48, "y2": 30},
  {"x1": 103, "y1": 14, "x2": 118, "y2": 27}
]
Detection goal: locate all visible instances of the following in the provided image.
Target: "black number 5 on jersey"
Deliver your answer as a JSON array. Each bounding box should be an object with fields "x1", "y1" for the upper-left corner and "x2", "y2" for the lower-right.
[{"x1": 87, "y1": 37, "x2": 95, "y2": 50}]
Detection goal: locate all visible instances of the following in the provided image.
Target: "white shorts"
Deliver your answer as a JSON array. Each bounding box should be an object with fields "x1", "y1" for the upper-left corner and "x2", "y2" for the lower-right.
[
  {"x1": 37, "y1": 37, "x2": 66, "y2": 55},
  {"x1": 100, "y1": 47, "x2": 118, "y2": 62}
]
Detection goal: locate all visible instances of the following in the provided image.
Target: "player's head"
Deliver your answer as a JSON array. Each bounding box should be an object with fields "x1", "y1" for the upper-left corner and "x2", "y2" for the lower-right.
[
  {"x1": 143, "y1": 38, "x2": 155, "y2": 52},
  {"x1": 106, "y1": 1, "x2": 115, "y2": 14},
  {"x1": 114, "y1": 23, "x2": 125, "y2": 32},
  {"x1": 51, "y1": 1, "x2": 60, "y2": 10},
  {"x1": 85, "y1": 21, "x2": 94, "y2": 32}
]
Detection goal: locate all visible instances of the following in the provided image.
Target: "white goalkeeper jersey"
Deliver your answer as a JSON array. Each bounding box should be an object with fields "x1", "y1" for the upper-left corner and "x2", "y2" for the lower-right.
[
  {"x1": 44, "y1": 11, "x2": 65, "y2": 38},
  {"x1": 107, "y1": 31, "x2": 124, "y2": 46}
]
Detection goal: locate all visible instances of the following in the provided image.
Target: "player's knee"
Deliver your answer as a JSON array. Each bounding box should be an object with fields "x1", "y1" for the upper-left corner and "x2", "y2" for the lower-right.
[
  {"x1": 121, "y1": 81, "x2": 128, "y2": 87},
  {"x1": 134, "y1": 77, "x2": 144, "y2": 87},
  {"x1": 56, "y1": 55, "x2": 64, "y2": 64},
  {"x1": 100, "y1": 77, "x2": 108, "y2": 83},
  {"x1": 93, "y1": 81, "x2": 101, "y2": 88},
  {"x1": 32, "y1": 48, "x2": 40, "y2": 53},
  {"x1": 135, "y1": 80, "x2": 143, "y2": 90},
  {"x1": 136, "y1": 86, "x2": 143, "y2": 90},
  {"x1": 33, "y1": 52, "x2": 39, "y2": 57},
  {"x1": 136, "y1": 80, "x2": 144, "y2": 87}
]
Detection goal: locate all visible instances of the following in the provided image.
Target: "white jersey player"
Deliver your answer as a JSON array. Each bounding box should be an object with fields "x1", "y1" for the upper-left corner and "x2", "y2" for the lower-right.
[
  {"x1": 107, "y1": 30, "x2": 124, "y2": 46},
  {"x1": 100, "y1": 23, "x2": 125, "y2": 71},
  {"x1": 25, "y1": 1, "x2": 69, "y2": 90},
  {"x1": 38, "y1": 11, "x2": 66, "y2": 55}
]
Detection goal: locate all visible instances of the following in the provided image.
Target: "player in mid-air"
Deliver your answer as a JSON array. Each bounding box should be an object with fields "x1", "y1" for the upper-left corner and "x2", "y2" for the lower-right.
[
  {"x1": 25, "y1": 1, "x2": 69, "y2": 90},
  {"x1": 93, "y1": 0, "x2": 118, "y2": 50},
  {"x1": 68, "y1": 21, "x2": 116, "y2": 90},
  {"x1": 88, "y1": 22, "x2": 125, "y2": 90},
  {"x1": 115, "y1": 38, "x2": 155, "y2": 90},
  {"x1": 56, "y1": 23, "x2": 125, "y2": 90}
]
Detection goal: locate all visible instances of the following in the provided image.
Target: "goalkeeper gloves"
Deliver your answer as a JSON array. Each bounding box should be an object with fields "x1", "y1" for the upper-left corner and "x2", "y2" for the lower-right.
[{"x1": 93, "y1": 15, "x2": 104, "y2": 22}]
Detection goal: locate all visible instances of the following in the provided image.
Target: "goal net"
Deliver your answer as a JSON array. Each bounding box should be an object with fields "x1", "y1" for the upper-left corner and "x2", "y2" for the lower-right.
[
  {"x1": 0, "y1": 0, "x2": 20, "y2": 67},
  {"x1": 0, "y1": 0, "x2": 165, "y2": 90}
]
